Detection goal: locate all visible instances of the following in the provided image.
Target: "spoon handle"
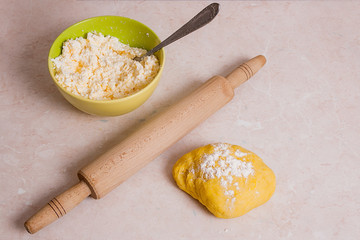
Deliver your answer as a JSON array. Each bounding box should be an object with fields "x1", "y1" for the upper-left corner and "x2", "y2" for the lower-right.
[{"x1": 146, "y1": 3, "x2": 219, "y2": 57}]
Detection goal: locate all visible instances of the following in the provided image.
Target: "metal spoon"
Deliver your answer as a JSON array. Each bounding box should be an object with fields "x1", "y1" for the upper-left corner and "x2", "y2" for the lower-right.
[{"x1": 134, "y1": 3, "x2": 220, "y2": 61}]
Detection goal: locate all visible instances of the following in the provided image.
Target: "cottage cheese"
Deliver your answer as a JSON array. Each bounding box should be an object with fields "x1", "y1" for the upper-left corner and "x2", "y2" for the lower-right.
[{"x1": 51, "y1": 32, "x2": 160, "y2": 100}]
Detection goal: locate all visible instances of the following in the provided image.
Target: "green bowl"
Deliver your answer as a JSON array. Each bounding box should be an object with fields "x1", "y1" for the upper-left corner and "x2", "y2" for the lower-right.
[{"x1": 48, "y1": 16, "x2": 165, "y2": 116}]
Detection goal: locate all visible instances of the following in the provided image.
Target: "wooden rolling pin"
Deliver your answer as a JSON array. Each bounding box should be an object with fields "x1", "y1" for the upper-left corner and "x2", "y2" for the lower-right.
[{"x1": 24, "y1": 55, "x2": 266, "y2": 234}]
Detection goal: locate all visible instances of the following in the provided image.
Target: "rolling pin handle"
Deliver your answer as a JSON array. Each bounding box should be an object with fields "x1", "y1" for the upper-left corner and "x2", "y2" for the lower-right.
[
  {"x1": 24, "y1": 181, "x2": 91, "y2": 234},
  {"x1": 226, "y1": 55, "x2": 266, "y2": 89}
]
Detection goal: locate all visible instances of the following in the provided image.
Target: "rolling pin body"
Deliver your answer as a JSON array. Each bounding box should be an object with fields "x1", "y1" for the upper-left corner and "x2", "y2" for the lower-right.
[
  {"x1": 79, "y1": 75, "x2": 234, "y2": 198},
  {"x1": 25, "y1": 55, "x2": 266, "y2": 234}
]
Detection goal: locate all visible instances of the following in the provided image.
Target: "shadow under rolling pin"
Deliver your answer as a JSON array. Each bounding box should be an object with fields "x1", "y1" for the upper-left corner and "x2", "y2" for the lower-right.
[{"x1": 24, "y1": 55, "x2": 266, "y2": 234}]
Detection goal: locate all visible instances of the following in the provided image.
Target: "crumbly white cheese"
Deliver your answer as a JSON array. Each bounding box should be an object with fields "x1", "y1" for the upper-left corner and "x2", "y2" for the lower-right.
[{"x1": 51, "y1": 32, "x2": 160, "y2": 100}]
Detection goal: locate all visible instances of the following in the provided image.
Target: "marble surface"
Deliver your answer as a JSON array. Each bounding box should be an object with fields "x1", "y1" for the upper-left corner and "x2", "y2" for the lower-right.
[{"x1": 1, "y1": 0, "x2": 359, "y2": 239}]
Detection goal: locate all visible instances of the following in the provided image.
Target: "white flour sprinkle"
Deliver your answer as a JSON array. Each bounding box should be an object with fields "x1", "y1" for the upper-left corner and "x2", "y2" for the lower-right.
[
  {"x1": 17, "y1": 188, "x2": 26, "y2": 195},
  {"x1": 193, "y1": 143, "x2": 254, "y2": 199},
  {"x1": 235, "y1": 149, "x2": 248, "y2": 158}
]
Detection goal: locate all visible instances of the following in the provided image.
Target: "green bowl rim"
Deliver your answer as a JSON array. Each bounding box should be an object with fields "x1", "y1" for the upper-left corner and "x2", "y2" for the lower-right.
[{"x1": 48, "y1": 15, "x2": 165, "y2": 104}]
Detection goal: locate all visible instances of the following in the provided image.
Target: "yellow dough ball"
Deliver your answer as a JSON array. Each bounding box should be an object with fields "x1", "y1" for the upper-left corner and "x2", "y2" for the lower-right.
[{"x1": 172, "y1": 143, "x2": 276, "y2": 218}]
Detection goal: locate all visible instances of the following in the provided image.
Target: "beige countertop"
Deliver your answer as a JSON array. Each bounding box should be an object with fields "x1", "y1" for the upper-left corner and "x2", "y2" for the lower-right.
[{"x1": 1, "y1": 0, "x2": 359, "y2": 239}]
